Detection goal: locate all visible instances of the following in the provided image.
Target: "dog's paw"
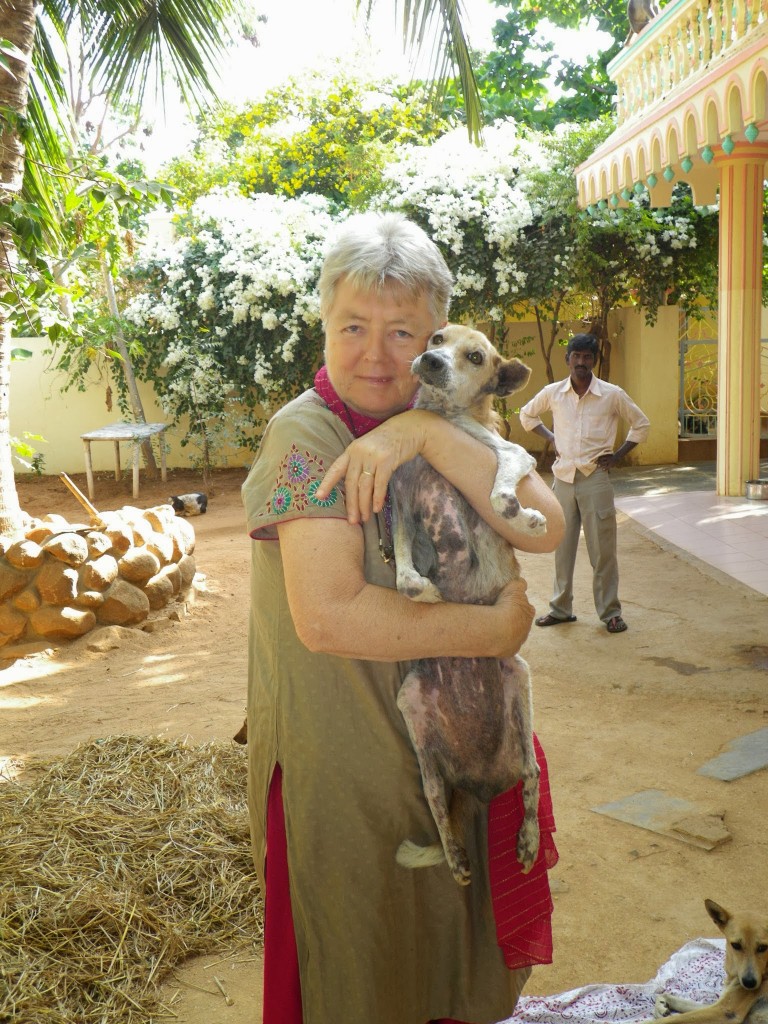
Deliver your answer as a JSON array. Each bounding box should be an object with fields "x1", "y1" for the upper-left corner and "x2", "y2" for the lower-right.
[
  {"x1": 446, "y1": 846, "x2": 472, "y2": 886},
  {"x1": 653, "y1": 995, "x2": 679, "y2": 1018},
  {"x1": 490, "y1": 490, "x2": 547, "y2": 535},
  {"x1": 516, "y1": 819, "x2": 540, "y2": 874},
  {"x1": 397, "y1": 570, "x2": 443, "y2": 603}
]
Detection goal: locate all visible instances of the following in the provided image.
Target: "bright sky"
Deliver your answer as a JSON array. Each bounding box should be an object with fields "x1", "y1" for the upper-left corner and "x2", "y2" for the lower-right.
[{"x1": 141, "y1": 0, "x2": 612, "y2": 172}]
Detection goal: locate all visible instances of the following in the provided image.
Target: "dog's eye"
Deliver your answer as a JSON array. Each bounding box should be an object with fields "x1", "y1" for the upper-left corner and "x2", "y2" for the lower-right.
[
  {"x1": 731, "y1": 942, "x2": 743, "y2": 951},
  {"x1": 431, "y1": 333, "x2": 444, "y2": 346},
  {"x1": 467, "y1": 351, "x2": 483, "y2": 365},
  {"x1": 757, "y1": 944, "x2": 768, "y2": 954}
]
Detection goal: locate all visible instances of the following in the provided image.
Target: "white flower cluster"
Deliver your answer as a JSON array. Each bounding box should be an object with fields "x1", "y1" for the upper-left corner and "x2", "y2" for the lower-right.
[
  {"x1": 125, "y1": 189, "x2": 336, "y2": 393},
  {"x1": 378, "y1": 122, "x2": 544, "y2": 301}
]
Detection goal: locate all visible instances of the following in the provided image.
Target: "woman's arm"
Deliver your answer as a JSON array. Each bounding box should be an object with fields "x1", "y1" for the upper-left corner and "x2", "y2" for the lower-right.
[
  {"x1": 277, "y1": 516, "x2": 535, "y2": 662},
  {"x1": 316, "y1": 409, "x2": 564, "y2": 554}
]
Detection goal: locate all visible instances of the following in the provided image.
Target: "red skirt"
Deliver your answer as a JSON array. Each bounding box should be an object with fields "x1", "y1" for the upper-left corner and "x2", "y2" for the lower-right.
[{"x1": 263, "y1": 735, "x2": 557, "y2": 1023}]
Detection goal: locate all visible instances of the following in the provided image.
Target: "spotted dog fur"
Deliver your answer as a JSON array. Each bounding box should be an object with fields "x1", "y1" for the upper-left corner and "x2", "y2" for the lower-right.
[{"x1": 392, "y1": 324, "x2": 546, "y2": 886}]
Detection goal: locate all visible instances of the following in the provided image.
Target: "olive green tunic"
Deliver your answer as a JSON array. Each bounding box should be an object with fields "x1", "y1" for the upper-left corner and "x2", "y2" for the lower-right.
[{"x1": 242, "y1": 389, "x2": 529, "y2": 1024}]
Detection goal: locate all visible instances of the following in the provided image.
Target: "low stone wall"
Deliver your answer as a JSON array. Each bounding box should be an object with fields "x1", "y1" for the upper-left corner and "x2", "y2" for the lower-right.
[{"x1": 0, "y1": 504, "x2": 197, "y2": 649}]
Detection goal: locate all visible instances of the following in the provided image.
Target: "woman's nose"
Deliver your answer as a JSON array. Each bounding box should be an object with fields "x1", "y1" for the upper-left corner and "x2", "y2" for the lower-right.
[{"x1": 362, "y1": 330, "x2": 387, "y2": 360}]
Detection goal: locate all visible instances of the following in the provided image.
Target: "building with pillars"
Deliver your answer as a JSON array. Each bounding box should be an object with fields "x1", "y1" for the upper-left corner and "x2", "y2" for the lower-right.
[{"x1": 575, "y1": 0, "x2": 767, "y2": 496}]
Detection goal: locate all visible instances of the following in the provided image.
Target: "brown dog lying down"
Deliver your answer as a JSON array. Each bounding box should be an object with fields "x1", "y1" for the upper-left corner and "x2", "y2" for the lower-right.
[
  {"x1": 652, "y1": 900, "x2": 768, "y2": 1024},
  {"x1": 391, "y1": 325, "x2": 546, "y2": 886}
]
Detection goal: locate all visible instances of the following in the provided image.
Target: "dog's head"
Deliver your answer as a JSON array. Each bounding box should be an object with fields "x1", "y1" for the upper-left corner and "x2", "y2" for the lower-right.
[
  {"x1": 705, "y1": 899, "x2": 768, "y2": 990},
  {"x1": 411, "y1": 325, "x2": 531, "y2": 419}
]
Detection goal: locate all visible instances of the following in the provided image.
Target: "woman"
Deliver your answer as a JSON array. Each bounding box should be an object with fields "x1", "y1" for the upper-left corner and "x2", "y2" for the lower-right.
[{"x1": 243, "y1": 211, "x2": 565, "y2": 1024}]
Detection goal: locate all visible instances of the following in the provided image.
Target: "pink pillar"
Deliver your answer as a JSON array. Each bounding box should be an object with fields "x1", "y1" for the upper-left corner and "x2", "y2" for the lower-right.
[{"x1": 715, "y1": 143, "x2": 768, "y2": 496}]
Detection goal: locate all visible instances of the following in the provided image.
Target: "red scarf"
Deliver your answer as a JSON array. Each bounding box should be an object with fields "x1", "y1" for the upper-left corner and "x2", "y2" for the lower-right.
[
  {"x1": 313, "y1": 365, "x2": 388, "y2": 438},
  {"x1": 314, "y1": 363, "x2": 557, "y2": 970}
]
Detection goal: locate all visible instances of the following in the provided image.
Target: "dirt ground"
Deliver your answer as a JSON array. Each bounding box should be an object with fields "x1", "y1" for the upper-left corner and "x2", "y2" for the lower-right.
[{"x1": 3, "y1": 466, "x2": 768, "y2": 1023}]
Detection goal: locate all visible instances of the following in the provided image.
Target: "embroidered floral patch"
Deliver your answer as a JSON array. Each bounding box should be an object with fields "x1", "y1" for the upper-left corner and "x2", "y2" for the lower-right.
[{"x1": 265, "y1": 444, "x2": 339, "y2": 517}]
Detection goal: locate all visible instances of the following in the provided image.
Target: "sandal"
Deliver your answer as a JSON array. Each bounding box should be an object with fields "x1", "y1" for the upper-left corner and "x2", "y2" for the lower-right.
[
  {"x1": 606, "y1": 616, "x2": 628, "y2": 633},
  {"x1": 535, "y1": 614, "x2": 577, "y2": 627}
]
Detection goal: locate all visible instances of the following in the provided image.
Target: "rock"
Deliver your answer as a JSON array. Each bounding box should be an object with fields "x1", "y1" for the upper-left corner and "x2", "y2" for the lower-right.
[
  {"x1": 118, "y1": 547, "x2": 161, "y2": 585},
  {"x1": 0, "y1": 639, "x2": 56, "y2": 661},
  {"x1": 39, "y1": 513, "x2": 71, "y2": 529},
  {"x1": 144, "y1": 564, "x2": 182, "y2": 610},
  {"x1": 25, "y1": 523, "x2": 57, "y2": 544},
  {"x1": 146, "y1": 531, "x2": 174, "y2": 564},
  {"x1": 98, "y1": 579, "x2": 150, "y2": 625},
  {"x1": 130, "y1": 517, "x2": 155, "y2": 546},
  {"x1": 86, "y1": 531, "x2": 113, "y2": 557},
  {"x1": 0, "y1": 561, "x2": 30, "y2": 602},
  {"x1": 5, "y1": 539, "x2": 45, "y2": 570},
  {"x1": 42, "y1": 532, "x2": 89, "y2": 566},
  {"x1": 86, "y1": 625, "x2": 137, "y2": 651},
  {"x1": 29, "y1": 605, "x2": 96, "y2": 640},
  {"x1": 142, "y1": 616, "x2": 174, "y2": 633},
  {"x1": 143, "y1": 504, "x2": 177, "y2": 532},
  {"x1": 169, "y1": 518, "x2": 196, "y2": 559},
  {"x1": 13, "y1": 589, "x2": 41, "y2": 614},
  {"x1": 0, "y1": 604, "x2": 27, "y2": 641},
  {"x1": 80, "y1": 553, "x2": 119, "y2": 590},
  {"x1": 74, "y1": 590, "x2": 106, "y2": 609},
  {"x1": 35, "y1": 561, "x2": 79, "y2": 604},
  {"x1": 177, "y1": 553, "x2": 196, "y2": 591},
  {"x1": 98, "y1": 513, "x2": 134, "y2": 557},
  {"x1": 671, "y1": 813, "x2": 732, "y2": 848}
]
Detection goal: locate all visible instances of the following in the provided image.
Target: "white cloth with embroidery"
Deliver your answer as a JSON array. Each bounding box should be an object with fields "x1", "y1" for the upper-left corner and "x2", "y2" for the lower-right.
[{"x1": 507, "y1": 938, "x2": 726, "y2": 1024}]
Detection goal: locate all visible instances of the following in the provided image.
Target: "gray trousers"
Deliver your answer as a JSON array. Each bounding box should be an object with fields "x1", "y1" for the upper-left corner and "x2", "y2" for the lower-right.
[{"x1": 549, "y1": 470, "x2": 621, "y2": 622}]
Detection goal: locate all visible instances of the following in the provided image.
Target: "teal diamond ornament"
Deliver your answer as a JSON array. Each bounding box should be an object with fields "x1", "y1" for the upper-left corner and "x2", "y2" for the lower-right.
[
  {"x1": 663, "y1": 166, "x2": 675, "y2": 181},
  {"x1": 681, "y1": 155, "x2": 694, "y2": 173},
  {"x1": 647, "y1": 172, "x2": 658, "y2": 187},
  {"x1": 621, "y1": 187, "x2": 632, "y2": 201},
  {"x1": 702, "y1": 146, "x2": 714, "y2": 163},
  {"x1": 597, "y1": 198, "x2": 608, "y2": 210},
  {"x1": 610, "y1": 194, "x2": 620, "y2": 207},
  {"x1": 721, "y1": 135, "x2": 735, "y2": 155},
  {"x1": 634, "y1": 181, "x2": 645, "y2": 194},
  {"x1": 745, "y1": 123, "x2": 759, "y2": 143}
]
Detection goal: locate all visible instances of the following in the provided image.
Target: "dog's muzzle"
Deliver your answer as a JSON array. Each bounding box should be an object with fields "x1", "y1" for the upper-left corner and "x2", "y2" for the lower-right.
[{"x1": 412, "y1": 350, "x2": 449, "y2": 388}]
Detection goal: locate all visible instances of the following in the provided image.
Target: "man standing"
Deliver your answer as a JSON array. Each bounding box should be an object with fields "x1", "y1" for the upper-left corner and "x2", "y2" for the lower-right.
[{"x1": 519, "y1": 333, "x2": 650, "y2": 634}]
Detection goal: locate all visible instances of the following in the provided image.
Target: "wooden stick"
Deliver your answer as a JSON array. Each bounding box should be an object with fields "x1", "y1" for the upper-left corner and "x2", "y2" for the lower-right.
[{"x1": 59, "y1": 472, "x2": 103, "y2": 524}]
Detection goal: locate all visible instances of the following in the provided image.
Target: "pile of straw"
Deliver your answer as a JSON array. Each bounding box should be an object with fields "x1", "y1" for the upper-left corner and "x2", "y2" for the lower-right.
[{"x1": 0, "y1": 735, "x2": 263, "y2": 1023}]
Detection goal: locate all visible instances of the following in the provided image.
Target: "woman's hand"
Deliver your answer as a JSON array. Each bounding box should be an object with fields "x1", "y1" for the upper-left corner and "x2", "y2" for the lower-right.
[
  {"x1": 316, "y1": 410, "x2": 435, "y2": 524},
  {"x1": 492, "y1": 579, "x2": 535, "y2": 658}
]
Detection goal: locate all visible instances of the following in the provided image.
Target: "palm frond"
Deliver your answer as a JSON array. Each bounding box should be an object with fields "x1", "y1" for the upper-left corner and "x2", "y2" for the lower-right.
[
  {"x1": 361, "y1": 0, "x2": 483, "y2": 142},
  {"x1": 74, "y1": 0, "x2": 243, "y2": 111}
]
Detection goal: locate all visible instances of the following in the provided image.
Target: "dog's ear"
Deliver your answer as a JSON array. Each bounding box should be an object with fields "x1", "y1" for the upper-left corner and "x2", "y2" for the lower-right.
[
  {"x1": 705, "y1": 899, "x2": 731, "y2": 931},
  {"x1": 495, "y1": 358, "x2": 532, "y2": 397}
]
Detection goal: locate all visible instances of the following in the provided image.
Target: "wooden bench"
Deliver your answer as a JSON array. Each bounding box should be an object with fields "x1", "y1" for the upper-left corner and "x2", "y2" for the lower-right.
[{"x1": 80, "y1": 421, "x2": 168, "y2": 500}]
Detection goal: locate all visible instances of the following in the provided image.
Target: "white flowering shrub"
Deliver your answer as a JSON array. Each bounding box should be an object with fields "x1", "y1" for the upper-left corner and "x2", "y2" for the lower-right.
[
  {"x1": 125, "y1": 189, "x2": 340, "y2": 451},
  {"x1": 376, "y1": 122, "x2": 544, "y2": 325}
]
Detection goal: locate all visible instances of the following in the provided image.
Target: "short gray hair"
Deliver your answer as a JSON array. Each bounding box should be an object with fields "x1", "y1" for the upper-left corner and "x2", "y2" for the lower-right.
[{"x1": 318, "y1": 212, "x2": 453, "y2": 324}]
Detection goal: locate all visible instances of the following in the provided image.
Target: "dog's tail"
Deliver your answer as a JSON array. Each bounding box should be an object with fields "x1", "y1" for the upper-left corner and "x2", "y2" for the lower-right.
[{"x1": 396, "y1": 839, "x2": 445, "y2": 869}]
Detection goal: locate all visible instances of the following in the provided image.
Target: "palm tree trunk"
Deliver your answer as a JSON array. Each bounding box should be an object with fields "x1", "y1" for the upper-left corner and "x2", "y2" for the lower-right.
[{"x1": 0, "y1": 0, "x2": 37, "y2": 536}]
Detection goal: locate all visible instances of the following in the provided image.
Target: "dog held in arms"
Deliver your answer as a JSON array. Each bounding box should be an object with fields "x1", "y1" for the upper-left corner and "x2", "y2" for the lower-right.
[
  {"x1": 391, "y1": 324, "x2": 546, "y2": 886},
  {"x1": 651, "y1": 900, "x2": 768, "y2": 1024}
]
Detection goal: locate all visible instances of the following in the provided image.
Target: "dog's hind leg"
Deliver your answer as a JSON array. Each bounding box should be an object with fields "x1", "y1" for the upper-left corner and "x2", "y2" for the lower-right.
[
  {"x1": 653, "y1": 986, "x2": 761, "y2": 1024},
  {"x1": 391, "y1": 470, "x2": 443, "y2": 603},
  {"x1": 397, "y1": 672, "x2": 471, "y2": 885},
  {"x1": 500, "y1": 654, "x2": 540, "y2": 873}
]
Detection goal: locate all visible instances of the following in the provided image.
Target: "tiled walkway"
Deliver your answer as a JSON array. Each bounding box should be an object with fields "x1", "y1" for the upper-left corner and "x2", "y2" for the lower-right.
[{"x1": 612, "y1": 461, "x2": 768, "y2": 598}]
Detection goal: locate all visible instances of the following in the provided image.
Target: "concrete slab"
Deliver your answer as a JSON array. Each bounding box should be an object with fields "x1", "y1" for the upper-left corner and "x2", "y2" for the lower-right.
[
  {"x1": 591, "y1": 789, "x2": 731, "y2": 850},
  {"x1": 697, "y1": 727, "x2": 768, "y2": 781}
]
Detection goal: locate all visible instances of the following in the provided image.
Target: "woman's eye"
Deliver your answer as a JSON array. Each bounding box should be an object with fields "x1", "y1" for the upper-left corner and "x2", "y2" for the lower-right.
[{"x1": 467, "y1": 351, "x2": 483, "y2": 365}]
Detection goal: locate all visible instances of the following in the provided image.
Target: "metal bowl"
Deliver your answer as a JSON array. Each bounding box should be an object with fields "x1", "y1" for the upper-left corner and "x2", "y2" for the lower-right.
[{"x1": 745, "y1": 479, "x2": 768, "y2": 500}]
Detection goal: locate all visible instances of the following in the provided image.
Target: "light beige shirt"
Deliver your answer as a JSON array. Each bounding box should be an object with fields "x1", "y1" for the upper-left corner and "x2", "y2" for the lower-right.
[{"x1": 519, "y1": 375, "x2": 650, "y2": 483}]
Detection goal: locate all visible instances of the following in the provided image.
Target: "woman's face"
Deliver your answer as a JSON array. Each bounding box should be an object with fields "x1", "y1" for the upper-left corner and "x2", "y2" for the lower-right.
[{"x1": 324, "y1": 277, "x2": 440, "y2": 420}]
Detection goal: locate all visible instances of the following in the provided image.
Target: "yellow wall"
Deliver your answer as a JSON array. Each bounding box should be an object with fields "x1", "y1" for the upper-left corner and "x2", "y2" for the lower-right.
[
  {"x1": 9, "y1": 339, "x2": 254, "y2": 477},
  {"x1": 11, "y1": 307, "x2": 718, "y2": 476}
]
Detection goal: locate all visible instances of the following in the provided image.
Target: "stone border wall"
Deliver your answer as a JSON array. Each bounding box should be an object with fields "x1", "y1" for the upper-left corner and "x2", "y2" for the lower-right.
[{"x1": 0, "y1": 504, "x2": 196, "y2": 649}]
